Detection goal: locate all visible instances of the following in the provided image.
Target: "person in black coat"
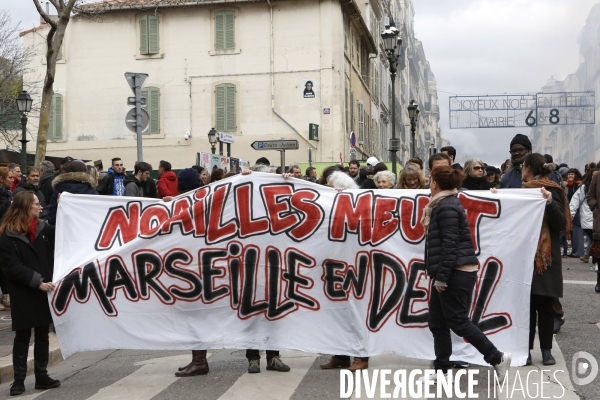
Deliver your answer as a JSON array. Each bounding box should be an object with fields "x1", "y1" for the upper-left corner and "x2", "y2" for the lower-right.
[
  {"x1": 422, "y1": 165, "x2": 510, "y2": 381},
  {"x1": 0, "y1": 167, "x2": 14, "y2": 221},
  {"x1": 460, "y1": 158, "x2": 492, "y2": 191},
  {"x1": 360, "y1": 163, "x2": 388, "y2": 189},
  {"x1": 47, "y1": 161, "x2": 98, "y2": 225},
  {"x1": 0, "y1": 191, "x2": 60, "y2": 395},
  {"x1": 521, "y1": 153, "x2": 568, "y2": 365}
]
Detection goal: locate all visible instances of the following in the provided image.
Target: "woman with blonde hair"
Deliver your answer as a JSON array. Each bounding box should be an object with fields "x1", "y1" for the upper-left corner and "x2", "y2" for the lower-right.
[
  {"x1": 398, "y1": 165, "x2": 426, "y2": 189},
  {"x1": 461, "y1": 158, "x2": 492, "y2": 190},
  {"x1": 0, "y1": 191, "x2": 60, "y2": 395}
]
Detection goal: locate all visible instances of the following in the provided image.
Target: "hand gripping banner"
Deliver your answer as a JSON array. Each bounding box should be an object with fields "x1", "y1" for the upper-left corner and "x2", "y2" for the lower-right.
[{"x1": 51, "y1": 173, "x2": 546, "y2": 366}]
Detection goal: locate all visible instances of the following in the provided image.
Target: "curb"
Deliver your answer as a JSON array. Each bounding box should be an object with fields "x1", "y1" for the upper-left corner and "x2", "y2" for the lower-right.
[{"x1": 0, "y1": 332, "x2": 62, "y2": 384}]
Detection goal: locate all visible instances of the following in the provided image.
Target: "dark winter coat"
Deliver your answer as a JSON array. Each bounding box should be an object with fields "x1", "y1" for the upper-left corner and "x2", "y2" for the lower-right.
[
  {"x1": 0, "y1": 222, "x2": 55, "y2": 331},
  {"x1": 500, "y1": 168, "x2": 523, "y2": 188},
  {"x1": 0, "y1": 187, "x2": 13, "y2": 222},
  {"x1": 360, "y1": 177, "x2": 377, "y2": 190},
  {"x1": 586, "y1": 172, "x2": 600, "y2": 240},
  {"x1": 47, "y1": 172, "x2": 98, "y2": 225},
  {"x1": 531, "y1": 185, "x2": 565, "y2": 298},
  {"x1": 38, "y1": 172, "x2": 55, "y2": 204},
  {"x1": 14, "y1": 181, "x2": 48, "y2": 219},
  {"x1": 157, "y1": 171, "x2": 178, "y2": 198},
  {"x1": 96, "y1": 170, "x2": 126, "y2": 196},
  {"x1": 460, "y1": 176, "x2": 492, "y2": 191},
  {"x1": 424, "y1": 195, "x2": 479, "y2": 285},
  {"x1": 143, "y1": 177, "x2": 158, "y2": 199}
]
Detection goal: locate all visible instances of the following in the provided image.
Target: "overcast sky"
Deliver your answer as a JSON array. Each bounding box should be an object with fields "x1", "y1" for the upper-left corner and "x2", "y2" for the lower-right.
[
  {"x1": 412, "y1": 0, "x2": 599, "y2": 167},
  {"x1": 3, "y1": 0, "x2": 599, "y2": 167}
]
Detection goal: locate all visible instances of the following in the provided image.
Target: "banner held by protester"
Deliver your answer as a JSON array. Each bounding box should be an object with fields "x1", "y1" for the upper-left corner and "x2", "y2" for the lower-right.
[{"x1": 51, "y1": 173, "x2": 545, "y2": 366}]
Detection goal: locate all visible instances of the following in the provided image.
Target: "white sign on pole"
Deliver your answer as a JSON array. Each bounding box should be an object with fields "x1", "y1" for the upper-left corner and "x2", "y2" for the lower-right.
[{"x1": 218, "y1": 133, "x2": 235, "y2": 144}]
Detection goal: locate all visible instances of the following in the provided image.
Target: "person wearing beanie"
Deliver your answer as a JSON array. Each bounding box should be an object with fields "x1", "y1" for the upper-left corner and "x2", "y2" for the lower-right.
[
  {"x1": 500, "y1": 134, "x2": 532, "y2": 188},
  {"x1": 177, "y1": 168, "x2": 203, "y2": 193},
  {"x1": 485, "y1": 166, "x2": 500, "y2": 189}
]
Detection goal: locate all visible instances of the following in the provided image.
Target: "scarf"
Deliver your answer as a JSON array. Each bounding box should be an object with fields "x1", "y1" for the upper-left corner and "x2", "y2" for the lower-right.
[
  {"x1": 522, "y1": 177, "x2": 572, "y2": 275},
  {"x1": 420, "y1": 189, "x2": 458, "y2": 233},
  {"x1": 27, "y1": 219, "x2": 38, "y2": 244}
]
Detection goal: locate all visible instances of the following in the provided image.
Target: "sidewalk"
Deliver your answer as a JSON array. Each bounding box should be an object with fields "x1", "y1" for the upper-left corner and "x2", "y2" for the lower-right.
[{"x1": 0, "y1": 309, "x2": 62, "y2": 384}]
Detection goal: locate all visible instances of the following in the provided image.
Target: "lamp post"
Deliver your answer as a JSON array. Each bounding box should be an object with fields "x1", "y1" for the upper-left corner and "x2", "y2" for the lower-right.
[
  {"x1": 15, "y1": 91, "x2": 33, "y2": 171},
  {"x1": 381, "y1": 24, "x2": 402, "y2": 176},
  {"x1": 407, "y1": 100, "x2": 419, "y2": 159},
  {"x1": 208, "y1": 127, "x2": 217, "y2": 155}
]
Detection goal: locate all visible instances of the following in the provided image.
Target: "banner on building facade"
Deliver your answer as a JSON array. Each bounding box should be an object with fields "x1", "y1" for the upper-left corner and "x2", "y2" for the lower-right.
[{"x1": 51, "y1": 173, "x2": 546, "y2": 366}]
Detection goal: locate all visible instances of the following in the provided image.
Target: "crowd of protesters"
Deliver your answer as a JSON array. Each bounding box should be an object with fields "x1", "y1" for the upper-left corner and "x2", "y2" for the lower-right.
[{"x1": 0, "y1": 130, "x2": 599, "y2": 394}]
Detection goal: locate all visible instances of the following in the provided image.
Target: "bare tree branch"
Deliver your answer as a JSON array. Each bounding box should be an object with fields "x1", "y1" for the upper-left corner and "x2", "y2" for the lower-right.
[
  {"x1": 33, "y1": 0, "x2": 58, "y2": 29},
  {"x1": 48, "y1": 0, "x2": 61, "y2": 11},
  {"x1": 0, "y1": 10, "x2": 42, "y2": 148}
]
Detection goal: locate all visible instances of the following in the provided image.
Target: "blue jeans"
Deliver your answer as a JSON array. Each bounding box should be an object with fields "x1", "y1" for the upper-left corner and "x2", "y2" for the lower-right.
[{"x1": 571, "y1": 225, "x2": 584, "y2": 257}]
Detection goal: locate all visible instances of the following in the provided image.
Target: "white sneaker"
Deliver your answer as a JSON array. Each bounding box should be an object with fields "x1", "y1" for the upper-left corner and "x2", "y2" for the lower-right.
[
  {"x1": 417, "y1": 370, "x2": 447, "y2": 384},
  {"x1": 493, "y1": 352, "x2": 512, "y2": 382},
  {"x1": 592, "y1": 264, "x2": 598, "y2": 272}
]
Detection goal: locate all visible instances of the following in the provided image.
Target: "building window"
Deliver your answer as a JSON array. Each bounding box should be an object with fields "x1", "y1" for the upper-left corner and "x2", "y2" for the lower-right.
[
  {"x1": 357, "y1": 100, "x2": 364, "y2": 143},
  {"x1": 48, "y1": 93, "x2": 63, "y2": 140},
  {"x1": 215, "y1": 83, "x2": 236, "y2": 132},
  {"x1": 141, "y1": 86, "x2": 160, "y2": 134},
  {"x1": 140, "y1": 15, "x2": 160, "y2": 55},
  {"x1": 215, "y1": 11, "x2": 235, "y2": 51}
]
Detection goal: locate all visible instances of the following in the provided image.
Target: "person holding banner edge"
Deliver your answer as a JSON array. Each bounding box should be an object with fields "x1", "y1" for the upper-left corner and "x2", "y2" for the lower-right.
[
  {"x1": 422, "y1": 165, "x2": 511, "y2": 381},
  {"x1": 0, "y1": 191, "x2": 61, "y2": 396},
  {"x1": 521, "y1": 153, "x2": 569, "y2": 365}
]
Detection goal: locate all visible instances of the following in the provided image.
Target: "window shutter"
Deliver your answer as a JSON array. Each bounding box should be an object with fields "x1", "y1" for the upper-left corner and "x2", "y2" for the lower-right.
[
  {"x1": 140, "y1": 15, "x2": 149, "y2": 55},
  {"x1": 148, "y1": 15, "x2": 159, "y2": 54},
  {"x1": 141, "y1": 87, "x2": 160, "y2": 135},
  {"x1": 225, "y1": 12, "x2": 235, "y2": 50},
  {"x1": 55, "y1": 94, "x2": 63, "y2": 139},
  {"x1": 48, "y1": 96, "x2": 56, "y2": 140},
  {"x1": 215, "y1": 83, "x2": 236, "y2": 132},
  {"x1": 149, "y1": 87, "x2": 160, "y2": 134},
  {"x1": 225, "y1": 84, "x2": 236, "y2": 131},
  {"x1": 215, "y1": 85, "x2": 226, "y2": 131},
  {"x1": 215, "y1": 13, "x2": 225, "y2": 51},
  {"x1": 358, "y1": 101, "x2": 364, "y2": 142},
  {"x1": 49, "y1": 94, "x2": 63, "y2": 140}
]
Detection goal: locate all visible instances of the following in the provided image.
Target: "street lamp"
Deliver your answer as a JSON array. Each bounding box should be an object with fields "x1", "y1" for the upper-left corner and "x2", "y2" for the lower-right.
[
  {"x1": 15, "y1": 91, "x2": 33, "y2": 171},
  {"x1": 208, "y1": 127, "x2": 217, "y2": 154},
  {"x1": 407, "y1": 100, "x2": 419, "y2": 159},
  {"x1": 381, "y1": 23, "x2": 402, "y2": 176}
]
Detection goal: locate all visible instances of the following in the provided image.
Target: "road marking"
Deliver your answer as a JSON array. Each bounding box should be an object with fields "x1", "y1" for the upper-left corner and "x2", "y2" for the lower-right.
[
  {"x1": 17, "y1": 391, "x2": 47, "y2": 400},
  {"x1": 88, "y1": 353, "x2": 212, "y2": 400},
  {"x1": 218, "y1": 351, "x2": 318, "y2": 400},
  {"x1": 564, "y1": 280, "x2": 596, "y2": 285},
  {"x1": 499, "y1": 337, "x2": 578, "y2": 400}
]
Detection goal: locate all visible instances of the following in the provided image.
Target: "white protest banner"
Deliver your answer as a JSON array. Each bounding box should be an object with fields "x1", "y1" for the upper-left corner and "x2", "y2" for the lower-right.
[{"x1": 52, "y1": 173, "x2": 545, "y2": 366}]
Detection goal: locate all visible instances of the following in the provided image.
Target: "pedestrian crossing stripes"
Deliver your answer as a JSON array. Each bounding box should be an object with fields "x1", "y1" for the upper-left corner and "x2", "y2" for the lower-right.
[{"x1": 0, "y1": 341, "x2": 579, "y2": 400}]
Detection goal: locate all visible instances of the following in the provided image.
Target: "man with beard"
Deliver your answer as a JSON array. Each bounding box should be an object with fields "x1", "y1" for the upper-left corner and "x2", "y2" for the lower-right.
[
  {"x1": 348, "y1": 160, "x2": 360, "y2": 179},
  {"x1": 14, "y1": 167, "x2": 47, "y2": 219},
  {"x1": 500, "y1": 134, "x2": 532, "y2": 188}
]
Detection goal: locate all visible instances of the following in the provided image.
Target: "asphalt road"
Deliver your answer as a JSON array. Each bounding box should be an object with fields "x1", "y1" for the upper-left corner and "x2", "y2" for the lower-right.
[{"x1": 0, "y1": 257, "x2": 596, "y2": 400}]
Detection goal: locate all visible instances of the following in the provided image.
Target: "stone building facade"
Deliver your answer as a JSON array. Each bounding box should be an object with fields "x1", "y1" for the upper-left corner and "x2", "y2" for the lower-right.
[
  {"x1": 20, "y1": 0, "x2": 439, "y2": 170},
  {"x1": 530, "y1": 3, "x2": 600, "y2": 169}
]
